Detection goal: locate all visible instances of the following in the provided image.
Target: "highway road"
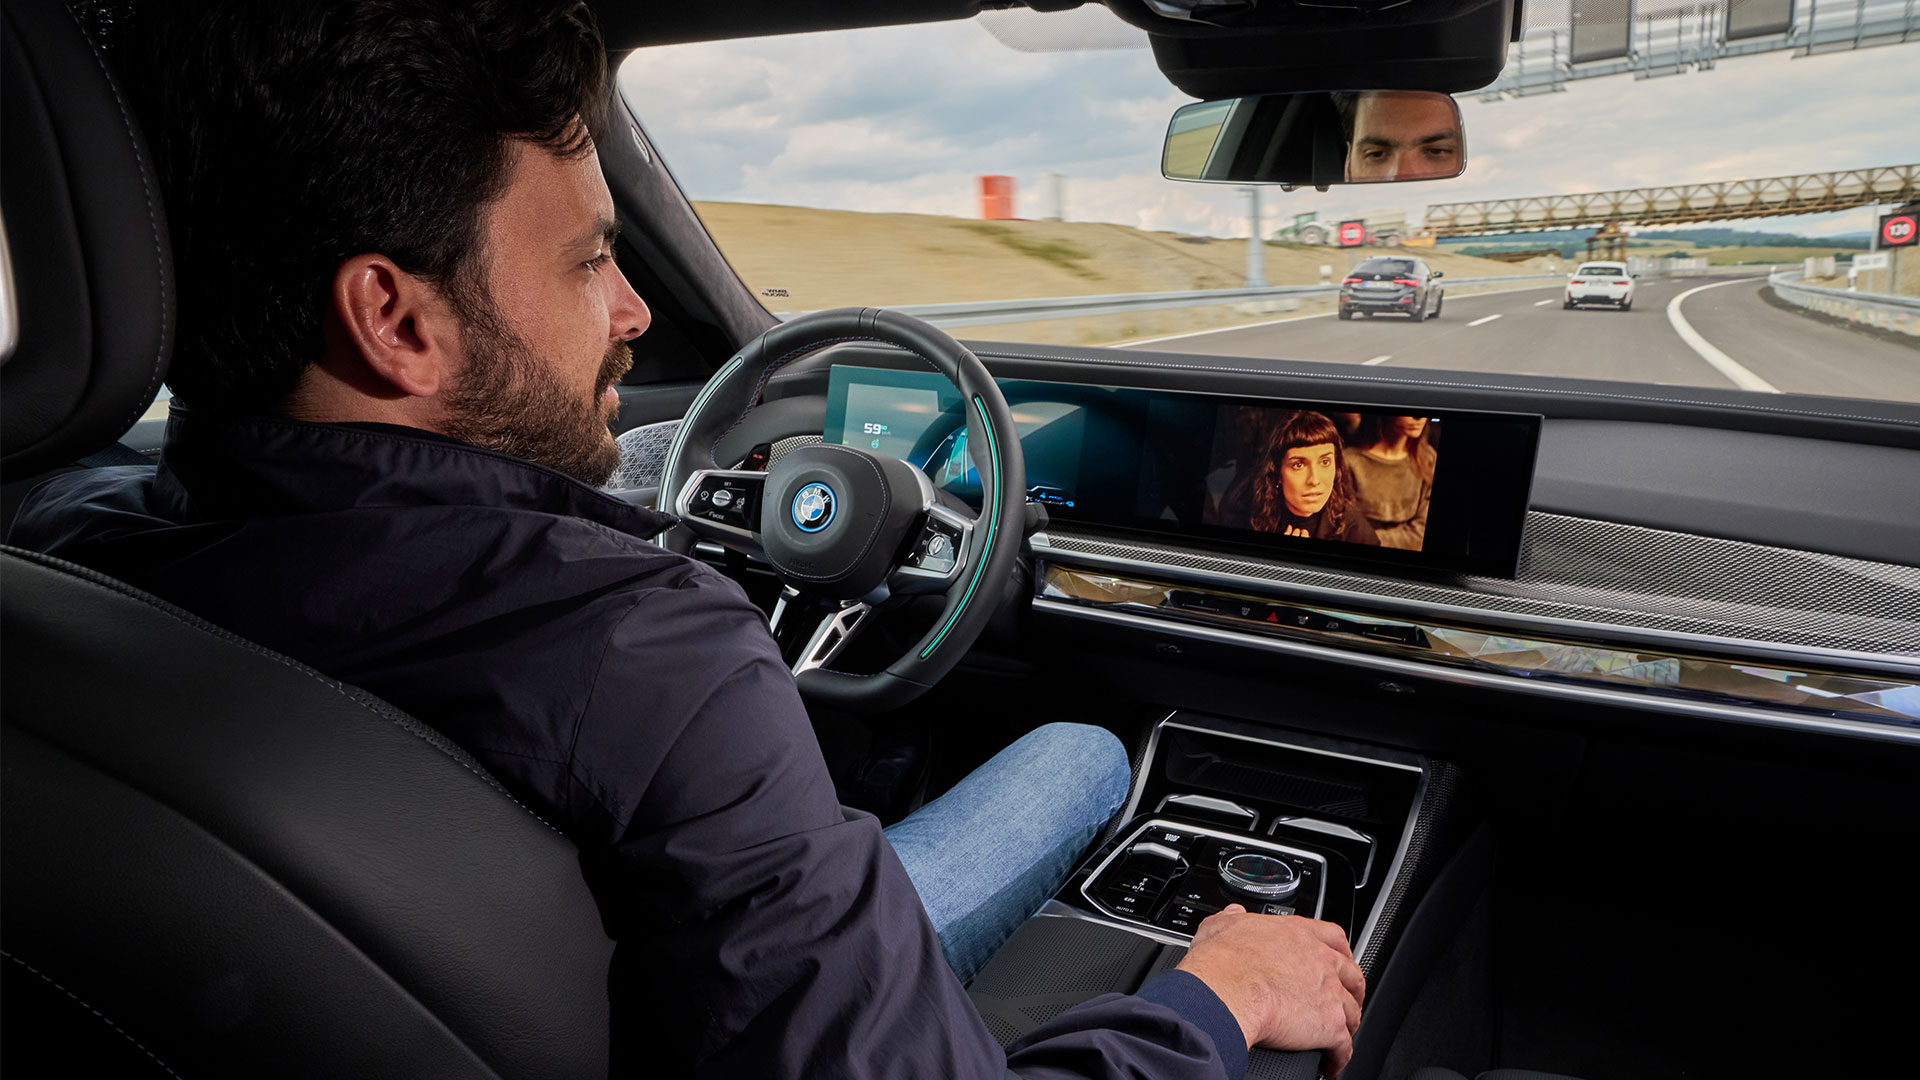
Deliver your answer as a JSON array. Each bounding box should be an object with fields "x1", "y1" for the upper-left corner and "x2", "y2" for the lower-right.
[{"x1": 1117, "y1": 274, "x2": 1920, "y2": 403}]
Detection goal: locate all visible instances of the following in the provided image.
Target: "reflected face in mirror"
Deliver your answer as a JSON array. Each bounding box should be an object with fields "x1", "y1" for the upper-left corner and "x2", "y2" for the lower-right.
[{"x1": 1341, "y1": 92, "x2": 1463, "y2": 182}]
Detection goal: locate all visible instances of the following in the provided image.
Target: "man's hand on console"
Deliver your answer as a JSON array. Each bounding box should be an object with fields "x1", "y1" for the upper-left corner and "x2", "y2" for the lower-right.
[{"x1": 1174, "y1": 905, "x2": 1365, "y2": 1077}]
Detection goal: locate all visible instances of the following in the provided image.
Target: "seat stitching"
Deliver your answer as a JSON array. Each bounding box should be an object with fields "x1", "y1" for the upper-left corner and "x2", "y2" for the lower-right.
[
  {"x1": 1, "y1": 952, "x2": 182, "y2": 1078},
  {"x1": 3, "y1": 547, "x2": 563, "y2": 836},
  {"x1": 65, "y1": 8, "x2": 171, "y2": 435}
]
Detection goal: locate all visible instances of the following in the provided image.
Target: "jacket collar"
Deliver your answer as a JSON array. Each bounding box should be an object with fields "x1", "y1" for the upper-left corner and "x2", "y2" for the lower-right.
[{"x1": 154, "y1": 405, "x2": 677, "y2": 540}]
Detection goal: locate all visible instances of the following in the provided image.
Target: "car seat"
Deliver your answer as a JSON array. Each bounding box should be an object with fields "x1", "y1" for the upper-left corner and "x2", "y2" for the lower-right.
[{"x1": 1, "y1": 3, "x2": 615, "y2": 1075}]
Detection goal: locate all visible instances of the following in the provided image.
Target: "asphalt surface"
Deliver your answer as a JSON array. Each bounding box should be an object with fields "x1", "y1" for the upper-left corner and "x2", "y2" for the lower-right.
[{"x1": 1117, "y1": 274, "x2": 1920, "y2": 403}]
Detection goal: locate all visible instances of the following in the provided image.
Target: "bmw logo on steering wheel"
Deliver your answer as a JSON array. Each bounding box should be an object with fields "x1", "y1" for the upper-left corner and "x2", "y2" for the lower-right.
[{"x1": 791, "y1": 482, "x2": 837, "y2": 533}]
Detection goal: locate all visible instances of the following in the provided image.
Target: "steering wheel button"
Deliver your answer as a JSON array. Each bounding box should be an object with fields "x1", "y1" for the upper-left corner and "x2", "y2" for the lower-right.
[{"x1": 711, "y1": 489, "x2": 734, "y2": 509}]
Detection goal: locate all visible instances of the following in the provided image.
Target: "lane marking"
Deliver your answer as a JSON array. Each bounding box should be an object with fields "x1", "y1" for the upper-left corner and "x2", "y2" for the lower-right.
[
  {"x1": 1533, "y1": 299, "x2": 1555, "y2": 307},
  {"x1": 1113, "y1": 309, "x2": 1334, "y2": 348},
  {"x1": 1110, "y1": 280, "x2": 1561, "y2": 348},
  {"x1": 1666, "y1": 279, "x2": 1780, "y2": 393},
  {"x1": 1467, "y1": 314, "x2": 1502, "y2": 327},
  {"x1": 1362, "y1": 355, "x2": 1392, "y2": 366}
]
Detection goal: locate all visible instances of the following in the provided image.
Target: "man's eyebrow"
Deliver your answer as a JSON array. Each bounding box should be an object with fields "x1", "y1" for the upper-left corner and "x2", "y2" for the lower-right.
[
  {"x1": 570, "y1": 218, "x2": 621, "y2": 250},
  {"x1": 1357, "y1": 131, "x2": 1460, "y2": 149}
]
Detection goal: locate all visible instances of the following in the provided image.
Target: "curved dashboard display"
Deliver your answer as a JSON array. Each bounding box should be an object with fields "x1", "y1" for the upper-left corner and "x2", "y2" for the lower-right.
[{"x1": 823, "y1": 364, "x2": 1542, "y2": 577}]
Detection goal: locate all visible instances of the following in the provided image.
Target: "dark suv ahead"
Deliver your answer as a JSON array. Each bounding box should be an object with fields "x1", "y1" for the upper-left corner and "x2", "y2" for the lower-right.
[{"x1": 1338, "y1": 256, "x2": 1444, "y2": 321}]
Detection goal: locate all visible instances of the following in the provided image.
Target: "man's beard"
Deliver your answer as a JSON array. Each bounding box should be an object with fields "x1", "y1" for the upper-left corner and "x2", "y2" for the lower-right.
[{"x1": 440, "y1": 305, "x2": 633, "y2": 487}]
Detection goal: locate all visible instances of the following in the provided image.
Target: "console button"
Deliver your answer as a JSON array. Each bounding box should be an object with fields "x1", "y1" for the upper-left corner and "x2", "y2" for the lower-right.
[
  {"x1": 1160, "y1": 899, "x2": 1221, "y2": 934},
  {"x1": 1168, "y1": 590, "x2": 1223, "y2": 615},
  {"x1": 1151, "y1": 829, "x2": 1197, "y2": 850},
  {"x1": 1098, "y1": 889, "x2": 1152, "y2": 918},
  {"x1": 1260, "y1": 903, "x2": 1296, "y2": 916},
  {"x1": 1107, "y1": 871, "x2": 1167, "y2": 897}
]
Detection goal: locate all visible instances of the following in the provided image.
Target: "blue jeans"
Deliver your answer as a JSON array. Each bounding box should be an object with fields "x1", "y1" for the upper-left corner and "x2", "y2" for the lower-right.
[{"x1": 884, "y1": 722, "x2": 1133, "y2": 984}]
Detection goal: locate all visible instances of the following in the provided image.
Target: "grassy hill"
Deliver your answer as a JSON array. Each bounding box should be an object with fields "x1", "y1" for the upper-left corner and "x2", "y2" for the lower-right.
[{"x1": 692, "y1": 201, "x2": 1551, "y2": 314}]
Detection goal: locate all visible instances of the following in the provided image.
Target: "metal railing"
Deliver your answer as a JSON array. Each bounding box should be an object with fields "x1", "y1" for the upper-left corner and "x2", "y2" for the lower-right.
[
  {"x1": 1768, "y1": 267, "x2": 1920, "y2": 335},
  {"x1": 1424, "y1": 164, "x2": 1920, "y2": 237},
  {"x1": 818, "y1": 274, "x2": 1569, "y2": 330}
]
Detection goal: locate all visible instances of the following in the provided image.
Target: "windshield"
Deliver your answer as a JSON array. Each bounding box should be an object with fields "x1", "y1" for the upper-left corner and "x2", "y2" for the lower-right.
[{"x1": 619, "y1": 4, "x2": 1920, "y2": 405}]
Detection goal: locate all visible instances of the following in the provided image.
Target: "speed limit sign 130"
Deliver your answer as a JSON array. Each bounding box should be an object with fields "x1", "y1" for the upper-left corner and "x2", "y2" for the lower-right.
[{"x1": 1881, "y1": 212, "x2": 1918, "y2": 248}]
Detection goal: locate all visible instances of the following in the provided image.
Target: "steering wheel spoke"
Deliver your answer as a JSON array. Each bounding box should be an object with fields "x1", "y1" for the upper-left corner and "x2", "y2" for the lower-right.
[
  {"x1": 769, "y1": 586, "x2": 874, "y2": 675},
  {"x1": 791, "y1": 599, "x2": 873, "y2": 675},
  {"x1": 671, "y1": 469, "x2": 767, "y2": 559}
]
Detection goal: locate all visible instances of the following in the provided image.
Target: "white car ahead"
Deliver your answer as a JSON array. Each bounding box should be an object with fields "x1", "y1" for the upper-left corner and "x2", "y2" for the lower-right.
[{"x1": 1564, "y1": 262, "x2": 1636, "y2": 310}]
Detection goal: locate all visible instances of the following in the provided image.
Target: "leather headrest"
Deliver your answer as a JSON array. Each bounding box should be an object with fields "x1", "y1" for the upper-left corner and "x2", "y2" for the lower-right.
[{"x1": 1, "y1": 0, "x2": 172, "y2": 479}]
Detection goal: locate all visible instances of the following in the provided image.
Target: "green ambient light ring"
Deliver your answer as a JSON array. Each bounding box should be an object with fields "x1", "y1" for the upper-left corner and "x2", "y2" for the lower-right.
[{"x1": 919, "y1": 393, "x2": 1001, "y2": 660}]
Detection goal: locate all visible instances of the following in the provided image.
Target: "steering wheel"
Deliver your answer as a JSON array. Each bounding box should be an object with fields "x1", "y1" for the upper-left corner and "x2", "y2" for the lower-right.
[{"x1": 658, "y1": 308, "x2": 1026, "y2": 713}]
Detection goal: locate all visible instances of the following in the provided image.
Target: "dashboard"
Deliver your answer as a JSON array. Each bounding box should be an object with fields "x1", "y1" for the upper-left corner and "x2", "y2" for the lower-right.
[
  {"x1": 822, "y1": 365, "x2": 1542, "y2": 578},
  {"x1": 670, "y1": 347, "x2": 1920, "y2": 749}
]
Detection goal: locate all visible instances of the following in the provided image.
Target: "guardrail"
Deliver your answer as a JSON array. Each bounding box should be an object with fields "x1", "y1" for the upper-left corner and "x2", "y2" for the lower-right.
[
  {"x1": 1768, "y1": 268, "x2": 1920, "y2": 336},
  {"x1": 805, "y1": 274, "x2": 1568, "y2": 330}
]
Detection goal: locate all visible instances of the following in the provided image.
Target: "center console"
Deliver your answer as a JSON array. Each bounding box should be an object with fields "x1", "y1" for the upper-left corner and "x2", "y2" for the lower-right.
[
  {"x1": 966, "y1": 713, "x2": 1483, "y2": 1080},
  {"x1": 1082, "y1": 819, "x2": 1336, "y2": 934}
]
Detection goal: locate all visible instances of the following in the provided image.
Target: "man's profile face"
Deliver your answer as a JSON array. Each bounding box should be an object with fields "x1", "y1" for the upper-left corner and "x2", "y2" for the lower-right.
[
  {"x1": 1345, "y1": 92, "x2": 1463, "y2": 182},
  {"x1": 440, "y1": 139, "x2": 651, "y2": 485},
  {"x1": 1280, "y1": 442, "x2": 1337, "y2": 518}
]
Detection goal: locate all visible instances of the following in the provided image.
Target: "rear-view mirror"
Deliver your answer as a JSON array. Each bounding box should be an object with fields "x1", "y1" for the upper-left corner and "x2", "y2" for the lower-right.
[{"x1": 1163, "y1": 91, "x2": 1466, "y2": 187}]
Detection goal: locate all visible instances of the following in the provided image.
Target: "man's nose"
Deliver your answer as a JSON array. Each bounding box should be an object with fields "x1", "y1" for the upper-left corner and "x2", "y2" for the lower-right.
[{"x1": 609, "y1": 264, "x2": 651, "y2": 343}]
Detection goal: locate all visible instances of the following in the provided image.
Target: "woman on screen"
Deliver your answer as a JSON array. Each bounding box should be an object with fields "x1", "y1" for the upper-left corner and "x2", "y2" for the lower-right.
[
  {"x1": 1219, "y1": 410, "x2": 1378, "y2": 545},
  {"x1": 1347, "y1": 415, "x2": 1437, "y2": 551}
]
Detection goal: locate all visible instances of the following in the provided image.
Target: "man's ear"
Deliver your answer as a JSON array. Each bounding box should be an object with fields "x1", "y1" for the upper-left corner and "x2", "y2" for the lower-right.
[{"x1": 329, "y1": 255, "x2": 456, "y2": 399}]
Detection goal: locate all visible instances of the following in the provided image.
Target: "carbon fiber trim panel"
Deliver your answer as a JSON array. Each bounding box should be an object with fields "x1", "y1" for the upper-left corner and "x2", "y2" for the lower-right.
[
  {"x1": 1037, "y1": 512, "x2": 1920, "y2": 659},
  {"x1": 767, "y1": 434, "x2": 823, "y2": 465},
  {"x1": 1357, "y1": 761, "x2": 1468, "y2": 978}
]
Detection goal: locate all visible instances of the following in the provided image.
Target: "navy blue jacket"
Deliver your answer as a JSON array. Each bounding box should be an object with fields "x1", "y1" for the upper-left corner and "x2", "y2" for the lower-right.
[{"x1": 11, "y1": 407, "x2": 1247, "y2": 1080}]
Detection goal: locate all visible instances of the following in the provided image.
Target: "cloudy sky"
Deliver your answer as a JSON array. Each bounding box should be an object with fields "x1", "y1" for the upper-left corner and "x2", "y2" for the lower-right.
[{"x1": 616, "y1": 5, "x2": 1918, "y2": 242}]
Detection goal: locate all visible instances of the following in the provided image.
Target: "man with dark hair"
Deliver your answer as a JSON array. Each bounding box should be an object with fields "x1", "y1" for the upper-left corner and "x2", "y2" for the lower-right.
[
  {"x1": 1332, "y1": 90, "x2": 1463, "y2": 182},
  {"x1": 12, "y1": 2, "x2": 1366, "y2": 1076}
]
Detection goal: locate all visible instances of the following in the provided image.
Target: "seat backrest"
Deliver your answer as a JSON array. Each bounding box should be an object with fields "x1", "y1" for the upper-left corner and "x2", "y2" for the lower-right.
[
  {"x1": 2, "y1": 546, "x2": 617, "y2": 1077},
  {"x1": 0, "y1": 0, "x2": 171, "y2": 477},
  {"x1": 2, "y1": 7, "x2": 619, "y2": 1073}
]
